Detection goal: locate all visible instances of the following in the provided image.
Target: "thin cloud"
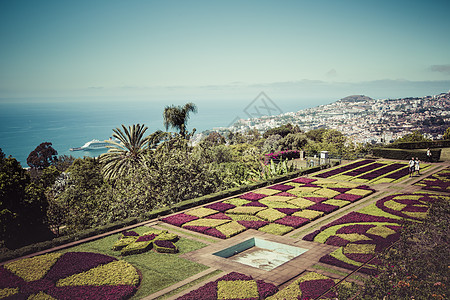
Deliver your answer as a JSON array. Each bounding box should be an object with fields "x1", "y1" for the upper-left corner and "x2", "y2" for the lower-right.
[{"x1": 430, "y1": 64, "x2": 450, "y2": 74}]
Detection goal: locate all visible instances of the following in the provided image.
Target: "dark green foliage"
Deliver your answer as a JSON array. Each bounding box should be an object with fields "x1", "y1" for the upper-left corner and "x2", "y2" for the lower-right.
[
  {"x1": 372, "y1": 148, "x2": 441, "y2": 161},
  {"x1": 392, "y1": 130, "x2": 431, "y2": 144},
  {"x1": 0, "y1": 149, "x2": 53, "y2": 248},
  {"x1": 26, "y1": 142, "x2": 58, "y2": 169},
  {"x1": 263, "y1": 123, "x2": 301, "y2": 138},
  {"x1": 163, "y1": 102, "x2": 198, "y2": 139}
]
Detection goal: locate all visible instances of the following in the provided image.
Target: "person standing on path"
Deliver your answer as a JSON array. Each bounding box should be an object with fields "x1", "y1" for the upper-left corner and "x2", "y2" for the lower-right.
[
  {"x1": 409, "y1": 157, "x2": 415, "y2": 177},
  {"x1": 415, "y1": 157, "x2": 420, "y2": 176},
  {"x1": 427, "y1": 148, "x2": 432, "y2": 162}
]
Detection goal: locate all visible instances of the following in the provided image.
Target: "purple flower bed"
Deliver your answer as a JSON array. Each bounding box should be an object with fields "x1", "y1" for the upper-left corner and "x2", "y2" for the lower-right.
[
  {"x1": 21, "y1": 279, "x2": 54, "y2": 295},
  {"x1": 291, "y1": 177, "x2": 317, "y2": 184},
  {"x1": 415, "y1": 168, "x2": 450, "y2": 193},
  {"x1": 375, "y1": 193, "x2": 435, "y2": 221},
  {"x1": 45, "y1": 252, "x2": 116, "y2": 281},
  {"x1": 121, "y1": 231, "x2": 139, "y2": 237},
  {"x1": 334, "y1": 193, "x2": 362, "y2": 202},
  {"x1": 303, "y1": 196, "x2": 328, "y2": 203},
  {"x1": 308, "y1": 203, "x2": 339, "y2": 213},
  {"x1": 343, "y1": 163, "x2": 384, "y2": 177},
  {"x1": 329, "y1": 187, "x2": 352, "y2": 193},
  {"x1": 325, "y1": 236, "x2": 350, "y2": 247},
  {"x1": 243, "y1": 201, "x2": 268, "y2": 207},
  {"x1": 136, "y1": 234, "x2": 157, "y2": 242},
  {"x1": 0, "y1": 266, "x2": 25, "y2": 288},
  {"x1": 176, "y1": 281, "x2": 217, "y2": 300},
  {"x1": 358, "y1": 163, "x2": 405, "y2": 180},
  {"x1": 204, "y1": 202, "x2": 235, "y2": 212},
  {"x1": 162, "y1": 213, "x2": 199, "y2": 227},
  {"x1": 315, "y1": 159, "x2": 375, "y2": 178},
  {"x1": 205, "y1": 213, "x2": 232, "y2": 220},
  {"x1": 302, "y1": 230, "x2": 320, "y2": 241},
  {"x1": 204, "y1": 228, "x2": 227, "y2": 239},
  {"x1": 237, "y1": 220, "x2": 269, "y2": 229},
  {"x1": 257, "y1": 280, "x2": 279, "y2": 298},
  {"x1": 239, "y1": 192, "x2": 267, "y2": 201},
  {"x1": 275, "y1": 216, "x2": 309, "y2": 228},
  {"x1": 345, "y1": 253, "x2": 375, "y2": 264},
  {"x1": 154, "y1": 240, "x2": 177, "y2": 249},
  {"x1": 276, "y1": 191, "x2": 297, "y2": 197},
  {"x1": 48, "y1": 285, "x2": 137, "y2": 300},
  {"x1": 182, "y1": 225, "x2": 210, "y2": 234},
  {"x1": 268, "y1": 184, "x2": 294, "y2": 191},
  {"x1": 298, "y1": 278, "x2": 337, "y2": 299},
  {"x1": 336, "y1": 224, "x2": 376, "y2": 234},
  {"x1": 384, "y1": 166, "x2": 409, "y2": 179},
  {"x1": 322, "y1": 212, "x2": 401, "y2": 230},
  {"x1": 319, "y1": 254, "x2": 378, "y2": 275},
  {"x1": 275, "y1": 207, "x2": 301, "y2": 215}
]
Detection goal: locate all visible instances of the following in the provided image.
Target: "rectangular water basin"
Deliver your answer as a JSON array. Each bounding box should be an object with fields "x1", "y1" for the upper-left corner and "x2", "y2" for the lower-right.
[{"x1": 213, "y1": 237, "x2": 308, "y2": 271}]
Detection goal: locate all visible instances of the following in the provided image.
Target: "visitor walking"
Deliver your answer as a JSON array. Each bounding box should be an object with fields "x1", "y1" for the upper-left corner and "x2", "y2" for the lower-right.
[
  {"x1": 426, "y1": 148, "x2": 432, "y2": 162},
  {"x1": 409, "y1": 158, "x2": 415, "y2": 177},
  {"x1": 415, "y1": 157, "x2": 420, "y2": 176}
]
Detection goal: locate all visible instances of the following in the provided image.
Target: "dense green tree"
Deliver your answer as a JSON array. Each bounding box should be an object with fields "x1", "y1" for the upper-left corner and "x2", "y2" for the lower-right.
[
  {"x1": 262, "y1": 134, "x2": 282, "y2": 153},
  {"x1": 393, "y1": 130, "x2": 431, "y2": 143},
  {"x1": 100, "y1": 124, "x2": 150, "y2": 181},
  {"x1": 163, "y1": 102, "x2": 198, "y2": 139},
  {"x1": 263, "y1": 123, "x2": 300, "y2": 138},
  {"x1": 278, "y1": 132, "x2": 308, "y2": 150},
  {"x1": 202, "y1": 131, "x2": 226, "y2": 146},
  {"x1": 306, "y1": 128, "x2": 328, "y2": 142},
  {"x1": 27, "y1": 142, "x2": 58, "y2": 170},
  {"x1": 0, "y1": 149, "x2": 52, "y2": 248}
]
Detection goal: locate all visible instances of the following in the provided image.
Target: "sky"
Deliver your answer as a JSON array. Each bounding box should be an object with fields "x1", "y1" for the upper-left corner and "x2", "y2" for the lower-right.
[{"x1": 1, "y1": 0, "x2": 450, "y2": 102}]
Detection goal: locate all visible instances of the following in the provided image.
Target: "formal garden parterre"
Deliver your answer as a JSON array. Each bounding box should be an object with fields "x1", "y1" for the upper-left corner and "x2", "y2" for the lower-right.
[
  {"x1": 163, "y1": 177, "x2": 375, "y2": 238},
  {"x1": 303, "y1": 192, "x2": 450, "y2": 275},
  {"x1": 315, "y1": 159, "x2": 431, "y2": 184},
  {"x1": 414, "y1": 166, "x2": 450, "y2": 193}
]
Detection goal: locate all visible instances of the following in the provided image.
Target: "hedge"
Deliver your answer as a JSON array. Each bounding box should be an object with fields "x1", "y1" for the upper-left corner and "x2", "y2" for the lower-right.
[
  {"x1": 385, "y1": 140, "x2": 450, "y2": 149},
  {"x1": 372, "y1": 148, "x2": 441, "y2": 161},
  {"x1": 0, "y1": 164, "x2": 329, "y2": 264}
]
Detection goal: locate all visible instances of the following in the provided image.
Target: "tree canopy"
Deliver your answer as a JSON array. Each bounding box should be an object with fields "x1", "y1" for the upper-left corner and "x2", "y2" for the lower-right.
[
  {"x1": 163, "y1": 102, "x2": 198, "y2": 139},
  {"x1": 27, "y1": 142, "x2": 58, "y2": 169}
]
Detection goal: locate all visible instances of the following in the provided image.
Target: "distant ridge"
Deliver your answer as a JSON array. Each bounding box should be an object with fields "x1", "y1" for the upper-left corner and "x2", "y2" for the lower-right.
[{"x1": 338, "y1": 95, "x2": 374, "y2": 102}]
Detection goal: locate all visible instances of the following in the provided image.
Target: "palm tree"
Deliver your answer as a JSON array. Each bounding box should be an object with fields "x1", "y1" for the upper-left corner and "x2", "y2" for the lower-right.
[
  {"x1": 100, "y1": 124, "x2": 149, "y2": 181},
  {"x1": 163, "y1": 102, "x2": 198, "y2": 139}
]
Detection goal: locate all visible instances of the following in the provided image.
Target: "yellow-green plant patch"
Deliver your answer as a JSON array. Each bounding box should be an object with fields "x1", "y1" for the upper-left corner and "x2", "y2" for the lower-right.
[
  {"x1": 258, "y1": 223, "x2": 293, "y2": 235},
  {"x1": 347, "y1": 188, "x2": 373, "y2": 196},
  {"x1": 28, "y1": 291, "x2": 57, "y2": 300},
  {"x1": 4, "y1": 252, "x2": 63, "y2": 282},
  {"x1": 288, "y1": 186, "x2": 320, "y2": 195},
  {"x1": 223, "y1": 198, "x2": 251, "y2": 206},
  {"x1": 287, "y1": 198, "x2": 315, "y2": 209},
  {"x1": 254, "y1": 188, "x2": 281, "y2": 195},
  {"x1": 350, "y1": 178, "x2": 369, "y2": 183},
  {"x1": 336, "y1": 233, "x2": 372, "y2": 242},
  {"x1": 182, "y1": 218, "x2": 230, "y2": 228},
  {"x1": 56, "y1": 260, "x2": 139, "y2": 287},
  {"x1": 384, "y1": 200, "x2": 407, "y2": 211},
  {"x1": 402, "y1": 211, "x2": 428, "y2": 219},
  {"x1": 371, "y1": 177, "x2": 394, "y2": 184},
  {"x1": 256, "y1": 208, "x2": 286, "y2": 222},
  {"x1": 262, "y1": 195, "x2": 297, "y2": 202},
  {"x1": 226, "y1": 206, "x2": 266, "y2": 215},
  {"x1": 344, "y1": 243, "x2": 376, "y2": 254},
  {"x1": 0, "y1": 288, "x2": 19, "y2": 299},
  {"x1": 313, "y1": 188, "x2": 341, "y2": 198},
  {"x1": 226, "y1": 214, "x2": 264, "y2": 221},
  {"x1": 185, "y1": 207, "x2": 218, "y2": 218},
  {"x1": 215, "y1": 221, "x2": 246, "y2": 238},
  {"x1": 292, "y1": 209, "x2": 324, "y2": 220},
  {"x1": 217, "y1": 280, "x2": 259, "y2": 299},
  {"x1": 322, "y1": 199, "x2": 350, "y2": 207},
  {"x1": 259, "y1": 200, "x2": 299, "y2": 209},
  {"x1": 366, "y1": 226, "x2": 396, "y2": 238},
  {"x1": 112, "y1": 236, "x2": 138, "y2": 251}
]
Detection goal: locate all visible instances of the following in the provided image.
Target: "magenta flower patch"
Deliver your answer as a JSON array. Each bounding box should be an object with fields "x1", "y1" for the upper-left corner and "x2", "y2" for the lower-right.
[
  {"x1": 163, "y1": 213, "x2": 199, "y2": 227},
  {"x1": 358, "y1": 163, "x2": 405, "y2": 180},
  {"x1": 308, "y1": 203, "x2": 339, "y2": 213},
  {"x1": 136, "y1": 234, "x2": 157, "y2": 242},
  {"x1": 329, "y1": 187, "x2": 352, "y2": 193},
  {"x1": 319, "y1": 254, "x2": 378, "y2": 275},
  {"x1": 268, "y1": 184, "x2": 294, "y2": 191},
  {"x1": 154, "y1": 240, "x2": 177, "y2": 249},
  {"x1": 334, "y1": 193, "x2": 362, "y2": 202},
  {"x1": 336, "y1": 224, "x2": 376, "y2": 234},
  {"x1": 275, "y1": 208, "x2": 301, "y2": 215},
  {"x1": 205, "y1": 212, "x2": 232, "y2": 220},
  {"x1": 239, "y1": 192, "x2": 267, "y2": 201},
  {"x1": 182, "y1": 225, "x2": 210, "y2": 234},
  {"x1": 343, "y1": 163, "x2": 384, "y2": 177},
  {"x1": 291, "y1": 177, "x2": 317, "y2": 184},
  {"x1": 298, "y1": 278, "x2": 337, "y2": 299},
  {"x1": 276, "y1": 191, "x2": 297, "y2": 197},
  {"x1": 257, "y1": 279, "x2": 279, "y2": 298},
  {"x1": 243, "y1": 201, "x2": 268, "y2": 207},
  {"x1": 275, "y1": 216, "x2": 309, "y2": 228},
  {"x1": 237, "y1": 220, "x2": 269, "y2": 229},
  {"x1": 121, "y1": 231, "x2": 139, "y2": 237},
  {"x1": 204, "y1": 202, "x2": 235, "y2": 212},
  {"x1": 325, "y1": 235, "x2": 350, "y2": 247},
  {"x1": 204, "y1": 228, "x2": 227, "y2": 239},
  {"x1": 0, "y1": 266, "x2": 25, "y2": 288},
  {"x1": 302, "y1": 230, "x2": 320, "y2": 241}
]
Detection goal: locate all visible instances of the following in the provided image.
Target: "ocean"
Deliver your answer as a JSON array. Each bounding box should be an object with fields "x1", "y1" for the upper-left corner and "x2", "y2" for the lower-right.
[{"x1": 0, "y1": 97, "x2": 325, "y2": 166}]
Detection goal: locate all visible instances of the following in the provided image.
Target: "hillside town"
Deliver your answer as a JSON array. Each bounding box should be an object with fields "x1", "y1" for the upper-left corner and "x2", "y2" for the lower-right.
[{"x1": 207, "y1": 91, "x2": 450, "y2": 144}]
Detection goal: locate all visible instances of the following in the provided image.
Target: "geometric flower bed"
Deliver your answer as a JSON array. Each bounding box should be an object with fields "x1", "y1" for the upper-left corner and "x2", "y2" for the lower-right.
[
  {"x1": 163, "y1": 177, "x2": 375, "y2": 239},
  {"x1": 414, "y1": 167, "x2": 450, "y2": 193},
  {"x1": 112, "y1": 228, "x2": 179, "y2": 255},
  {"x1": 315, "y1": 159, "x2": 430, "y2": 184},
  {"x1": 175, "y1": 271, "x2": 278, "y2": 300},
  {"x1": 0, "y1": 252, "x2": 140, "y2": 299},
  {"x1": 266, "y1": 271, "x2": 343, "y2": 300},
  {"x1": 303, "y1": 192, "x2": 448, "y2": 275}
]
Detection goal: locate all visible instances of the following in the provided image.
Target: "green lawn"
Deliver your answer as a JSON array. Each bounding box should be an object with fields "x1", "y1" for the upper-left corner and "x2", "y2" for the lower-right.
[{"x1": 58, "y1": 226, "x2": 209, "y2": 299}]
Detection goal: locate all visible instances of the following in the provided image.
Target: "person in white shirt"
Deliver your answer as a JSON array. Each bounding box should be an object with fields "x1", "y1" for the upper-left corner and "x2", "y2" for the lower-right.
[
  {"x1": 415, "y1": 157, "x2": 420, "y2": 176},
  {"x1": 409, "y1": 158, "x2": 415, "y2": 177}
]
